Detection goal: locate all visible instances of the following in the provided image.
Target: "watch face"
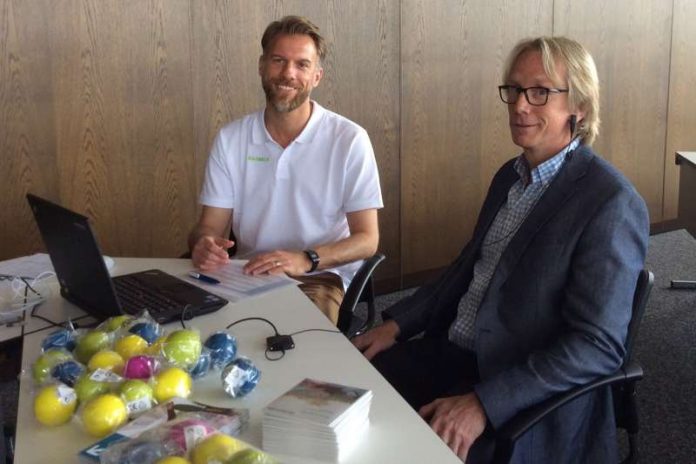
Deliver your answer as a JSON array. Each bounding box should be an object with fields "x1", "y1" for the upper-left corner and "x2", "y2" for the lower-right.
[{"x1": 304, "y1": 250, "x2": 319, "y2": 272}]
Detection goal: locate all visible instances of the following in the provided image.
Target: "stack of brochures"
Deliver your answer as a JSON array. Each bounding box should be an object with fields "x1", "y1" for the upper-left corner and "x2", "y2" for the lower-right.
[{"x1": 262, "y1": 378, "x2": 372, "y2": 462}]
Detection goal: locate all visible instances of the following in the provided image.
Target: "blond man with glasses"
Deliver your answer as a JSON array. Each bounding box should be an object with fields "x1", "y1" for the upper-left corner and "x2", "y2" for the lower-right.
[{"x1": 354, "y1": 37, "x2": 648, "y2": 463}]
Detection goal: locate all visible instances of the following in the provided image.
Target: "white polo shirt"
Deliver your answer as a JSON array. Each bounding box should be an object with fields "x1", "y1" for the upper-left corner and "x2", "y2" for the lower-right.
[{"x1": 199, "y1": 101, "x2": 383, "y2": 289}]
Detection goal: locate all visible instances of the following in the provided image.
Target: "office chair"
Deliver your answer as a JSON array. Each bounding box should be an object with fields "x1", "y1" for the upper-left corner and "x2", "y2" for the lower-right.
[
  {"x1": 337, "y1": 253, "x2": 386, "y2": 338},
  {"x1": 492, "y1": 269, "x2": 654, "y2": 464}
]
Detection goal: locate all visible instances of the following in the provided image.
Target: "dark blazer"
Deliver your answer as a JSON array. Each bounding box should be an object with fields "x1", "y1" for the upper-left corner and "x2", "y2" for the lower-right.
[{"x1": 384, "y1": 145, "x2": 649, "y2": 463}]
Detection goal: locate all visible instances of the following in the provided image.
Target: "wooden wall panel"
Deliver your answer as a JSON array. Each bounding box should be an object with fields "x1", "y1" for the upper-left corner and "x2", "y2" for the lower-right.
[
  {"x1": 49, "y1": 0, "x2": 196, "y2": 258},
  {"x1": 191, "y1": 1, "x2": 270, "y2": 191},
  {"x1": 0, "y1": 0, "x2": 689, "y2": 289},
  {"x1": 400, "y1": 0, "x2": 552, "y2": 274},
  {"x1": 554, "y1": 0, "x2": 672, "y2": 223},
  {"x1": 664, "y1": 0, "x2": 696, "y2": 220},
  {"x1": 301, "y1": 0, "x2": 401, "y2": 284},
  {"x1": 192, "y1": 1, "x2": 401, "y2": 283},
  {"x1": 0, "y1": 0, "x2": 57, "y2": 260}
]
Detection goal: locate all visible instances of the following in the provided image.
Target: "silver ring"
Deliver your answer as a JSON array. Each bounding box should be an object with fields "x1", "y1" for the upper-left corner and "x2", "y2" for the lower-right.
[{"x1": 274, "y1": 261, "x2": 280, "y2": 267}]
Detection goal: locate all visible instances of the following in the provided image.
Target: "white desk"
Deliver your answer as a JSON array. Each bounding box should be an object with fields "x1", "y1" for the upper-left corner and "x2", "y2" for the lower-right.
[{"x1": 15, "y1": 258, "x2": 459, "y2": 463}]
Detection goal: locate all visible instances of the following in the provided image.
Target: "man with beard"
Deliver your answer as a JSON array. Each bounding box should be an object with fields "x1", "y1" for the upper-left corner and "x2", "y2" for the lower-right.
[{"x1": 189, "y1": 16, "x2": 383, "y2": 324}]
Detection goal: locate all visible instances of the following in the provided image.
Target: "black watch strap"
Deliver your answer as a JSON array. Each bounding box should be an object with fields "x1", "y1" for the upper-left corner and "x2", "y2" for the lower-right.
[{"x1": 304, "y1": 249, "x2": 320, "y2": 273}]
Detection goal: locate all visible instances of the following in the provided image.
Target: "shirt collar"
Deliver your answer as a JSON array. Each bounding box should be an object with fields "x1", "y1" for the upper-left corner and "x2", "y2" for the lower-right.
[
  {"x1": 514, "y1": 138, "x2": 580, "y2": 186},
  {"x1": 251, "y1": 100, "x2": 324, "y2": 146}
]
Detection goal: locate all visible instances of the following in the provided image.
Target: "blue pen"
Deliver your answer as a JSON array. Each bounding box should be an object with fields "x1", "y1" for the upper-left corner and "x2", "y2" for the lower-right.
[{"x1": 188, "y1": 271, "x2": 221, "y2": 284}]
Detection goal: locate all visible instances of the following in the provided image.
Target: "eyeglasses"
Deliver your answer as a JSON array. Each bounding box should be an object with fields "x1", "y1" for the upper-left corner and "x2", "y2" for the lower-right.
[{"x1": 498, "y1": 85, "x2": 568, "y2": 106}]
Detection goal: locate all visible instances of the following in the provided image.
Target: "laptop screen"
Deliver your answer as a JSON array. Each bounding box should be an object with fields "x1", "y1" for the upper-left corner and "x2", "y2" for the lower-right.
[{"x1": 27, "y1": 194, "x2": 122, "y2": 320}]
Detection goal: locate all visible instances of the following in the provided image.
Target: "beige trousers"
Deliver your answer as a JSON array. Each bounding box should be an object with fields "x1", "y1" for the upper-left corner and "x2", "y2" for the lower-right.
[{"x1": 294, "y1": 272, "x2": 345, "y2": 325}]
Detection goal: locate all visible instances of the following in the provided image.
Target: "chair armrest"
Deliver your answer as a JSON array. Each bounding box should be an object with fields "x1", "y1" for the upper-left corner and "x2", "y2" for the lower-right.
[{"x1": 492, "y1": 362, "x2": 643, "y2": 463}]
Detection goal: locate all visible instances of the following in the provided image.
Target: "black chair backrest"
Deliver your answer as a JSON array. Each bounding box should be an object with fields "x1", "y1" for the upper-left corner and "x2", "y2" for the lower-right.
[
  {"x1": 623, "y1": 269, "x2": 654, "y2": 366},
  {"x1": 337, "y1": 253, "x2": 385, "y2": 338}
]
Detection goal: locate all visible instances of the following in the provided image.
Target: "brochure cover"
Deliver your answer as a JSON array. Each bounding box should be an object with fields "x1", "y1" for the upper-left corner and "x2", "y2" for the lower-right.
[{"x1": 264, "y1": 378, "x2": 371, "y2": 428}]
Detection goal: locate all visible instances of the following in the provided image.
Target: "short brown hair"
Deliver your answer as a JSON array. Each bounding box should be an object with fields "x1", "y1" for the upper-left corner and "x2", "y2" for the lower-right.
[
  {"x1": 261, "y1": 16, "x2": 327, "y2": 65},
  {"x1": 503, "y1": 37, "x2": 601, "y2": 145}
]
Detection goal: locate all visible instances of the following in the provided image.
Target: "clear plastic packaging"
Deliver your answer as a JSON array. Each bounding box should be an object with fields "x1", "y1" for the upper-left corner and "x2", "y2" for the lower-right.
[
  {"x1": 221, "y1": 357, "x2": 260, "y2": 398},
  {"x1": 123, "y1": 355, "x2": 160, "y2": 379},
  {"x1": 74, "y1": 368, "x2": 123, "y2": 404},
  {"x1": 33, "y1": 382, "x2": 78, "y2": 427},
  {"x1": 162, "y1": 329, "x2": 202, "y2": 369},
  {"x1": 153, "y1": 367, "x2": 192, "y2": 403},
  {"x1": 189, "y1": 348, "x2": 212, "y2": 379},
  {"x1": 126, "y1": 317, "x2": 164, "y2": 345},
  {"x1": 203, "y1": 331, "x2": 238, "y2": 370},
  {"x1": 50, "y1": 359, "x2": 85, "y2": 387},
  {"x1": 79, "y1": 393, "x2": 129, "y2": 437},
  {"x1": 0, "y1": 272, "x2": 52, "y2": 324},
  {"x1": 98, "y1": 404, "x2": 251, "y2": 464},
  {"x1": 32, "y1": 348, "x2": 74, "y2": 384},
  {"x1": 41, "y1": 326, "x2": 80, "y2": 352},
  {"x1": 119, "y1": 378, "x2": 157, "y2": 417},
  {"x1": 74, "y1": 329, "x2": 116, "y2": 364}
]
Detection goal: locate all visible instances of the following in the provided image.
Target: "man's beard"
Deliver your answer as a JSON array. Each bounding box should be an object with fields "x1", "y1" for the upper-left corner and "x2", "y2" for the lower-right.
[{"x1": 262, "y1": 78, "x2": 311, "y2": 113}]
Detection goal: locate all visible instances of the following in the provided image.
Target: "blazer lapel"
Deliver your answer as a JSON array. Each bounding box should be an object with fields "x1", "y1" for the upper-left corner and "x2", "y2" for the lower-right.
[
  {"x1": 491, "y1": 148, "x2": 594, "y2": 288},
  {"x1": 471, "y1": 160, "x2": 519, "y2": 250}
]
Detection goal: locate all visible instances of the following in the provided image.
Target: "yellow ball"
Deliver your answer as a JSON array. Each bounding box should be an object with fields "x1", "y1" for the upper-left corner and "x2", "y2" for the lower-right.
[
  {"x1": 115, "y1": 334, "x2": 148, "y2": 360},
  {"x1": 155, "y1": 457, "x2": 191, "y2": 464},
  {"x1": 103, "y1": 314, "x2": 133, "y2": 332},
  {"x1": 153, "y1": 367, "x2": 192, "y2": 403},
  {"x1": 81, "y1": 393, "x2": 128, "y2": 437},
  {"x1": 88, "y1": 350, "x2": 125, "y2": 375},
  {"x1": 147, "y1": 335, "x2": 168, "y2": 356},
  {"x1": 190, "y1": 434, "x2": 244, "y2": 464},
  {"x1": 33, "y1": 384, "x2": 77, "y2": 426}
]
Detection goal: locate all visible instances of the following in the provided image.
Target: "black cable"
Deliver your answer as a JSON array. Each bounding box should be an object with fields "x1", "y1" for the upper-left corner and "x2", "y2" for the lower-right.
[
  {"x1": 264, "y1": 348, "x2": 285, "y2": 361},
  {"x1": 27, "y1": 301, "x2": 94, "y2": 333},
  {"x1": 288, "y1": 328, "x2": 341, "y2": 336},
  {"x1": 29, "y1": 302, "x2": 63, "y2": 328},
  {"x1": 20, "y1": 277, "x2": 40, "y2": 296},
  {"x1": 226, "y1": 317, "x2": 285, "y2": 361},
  {"x1": 180, "y1": 304, "x2": 195, "y2": 329},
  {"x1": 224, "y1": 318, "x2": 342, "y2": 362},
  {"x1": 226, "y1": 317, "x2": 279, "y2": 335}
]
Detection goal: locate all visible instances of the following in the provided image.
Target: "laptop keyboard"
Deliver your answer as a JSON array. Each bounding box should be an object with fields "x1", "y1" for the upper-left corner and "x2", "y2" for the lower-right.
[{"x1": 113, "y1": 274, "x2": 182, "y2": 317}]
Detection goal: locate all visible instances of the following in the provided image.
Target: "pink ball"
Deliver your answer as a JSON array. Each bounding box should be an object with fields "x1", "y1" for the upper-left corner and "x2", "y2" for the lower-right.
[
  {"x1": 123, "y1": 355, "x2": 158, "y2": 379},
  {"x1": 166, "y1": 418, "x2": 215, "y2": 452}
]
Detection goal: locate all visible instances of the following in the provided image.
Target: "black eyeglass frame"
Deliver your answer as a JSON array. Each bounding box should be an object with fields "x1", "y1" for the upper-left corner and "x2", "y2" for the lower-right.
[{"x1": 498, "y1": 85, "x2": 569, "y2": 106}]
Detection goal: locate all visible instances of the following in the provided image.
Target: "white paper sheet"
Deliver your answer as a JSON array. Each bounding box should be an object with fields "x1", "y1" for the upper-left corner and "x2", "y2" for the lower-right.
[{"x1": 188, "y1": 260, "x2": 298, "y2": 302}]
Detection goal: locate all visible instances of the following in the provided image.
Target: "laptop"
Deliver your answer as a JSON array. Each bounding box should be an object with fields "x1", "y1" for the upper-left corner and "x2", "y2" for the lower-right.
[{"x1": 26, "y1": 193, "x2": 228, "y2": 324}]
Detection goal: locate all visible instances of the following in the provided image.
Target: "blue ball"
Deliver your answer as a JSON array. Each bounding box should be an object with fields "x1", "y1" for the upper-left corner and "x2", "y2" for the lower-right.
[
  {"x1": 221, "y1": 356, "x2": 260, "y2": 398},
  {"x1": 128, "y1": 322, "x2": 160, "y2": 344},
  {"x1": 204, "y1": 332, "x2": 237, "y2": 369},
  {"x1": 188, "y1": 349, "x2": 212, "y2": 379},
  {"x1": 50, "y1": 360, "x2": 84, "y2": 387},
  {"x1": 41, "y1": 329, "x2": 77, "y2": 352}
]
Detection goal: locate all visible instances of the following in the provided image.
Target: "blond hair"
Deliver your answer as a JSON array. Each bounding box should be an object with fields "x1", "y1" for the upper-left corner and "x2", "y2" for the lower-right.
[
  {"x1": 261, "y1": 16, "x2": 327, "y2": 65},
  {"x1": 503, "y1": 37, "x2": 600, "y2": 145}
]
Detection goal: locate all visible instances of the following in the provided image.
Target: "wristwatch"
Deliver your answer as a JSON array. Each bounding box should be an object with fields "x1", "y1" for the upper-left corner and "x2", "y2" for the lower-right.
[{"x1": 303, "y1": 249, "x2": 320, "y2": 273}]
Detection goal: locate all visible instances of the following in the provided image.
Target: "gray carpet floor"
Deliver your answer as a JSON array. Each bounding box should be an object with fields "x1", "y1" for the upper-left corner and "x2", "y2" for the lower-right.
[{"x1": 363, "y1": 229, "x2": 696, "y2": 463}]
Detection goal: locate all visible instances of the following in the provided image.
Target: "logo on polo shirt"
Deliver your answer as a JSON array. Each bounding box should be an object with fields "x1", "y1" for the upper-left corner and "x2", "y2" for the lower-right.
[{"x1": 247, "y1": 155, "x2": 270, "y2": 162}]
